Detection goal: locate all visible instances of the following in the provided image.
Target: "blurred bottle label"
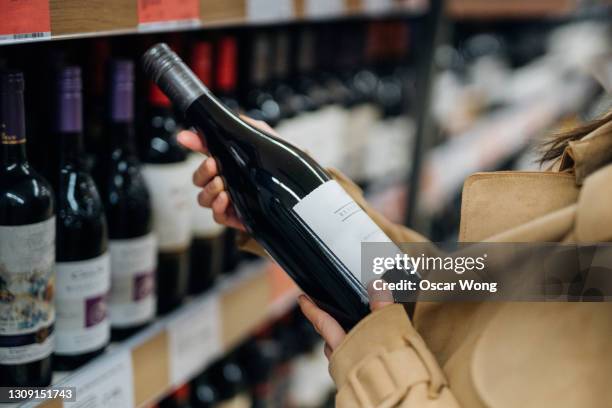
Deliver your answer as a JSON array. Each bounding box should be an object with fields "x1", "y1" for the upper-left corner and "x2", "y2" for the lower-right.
[
  {"x1": 109, "y1": 233, "x2": 157, "y2": 328},
  {"x1": 142, "y1": 162, "x2": 193, "y2": 251},
  {"x1": 0, "y1": 218, "x2": 55, "y2": 364},
  {"x1": 55, "y1": 253, "x2": 111, "y2": 355}
]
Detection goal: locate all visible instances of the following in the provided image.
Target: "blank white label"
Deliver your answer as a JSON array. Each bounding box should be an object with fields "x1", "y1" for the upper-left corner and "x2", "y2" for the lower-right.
[
  {"x1": 293, "y1": 181, "x2": 396, "y2": 282},
  {"x1": 305, "y1": 0, "x2": 344, "y2": 17},
  {"x1": 167, "y1": 295, "x2": 222, "y2": 386},
  {"x1": 142, "y1": 162, "x2": 192, "y2": 251},
  {"x1": 62, "y1": 350, "x2": 134, "y2": 408},
  {"x1": 247, "y1": 0, "x2": 293, "y2": 22},
  {"x1": 363, "y1": 0, "x2": 393, "y2": 13}
]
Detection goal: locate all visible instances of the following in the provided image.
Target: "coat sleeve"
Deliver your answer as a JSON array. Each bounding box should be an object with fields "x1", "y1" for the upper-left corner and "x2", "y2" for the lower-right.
[
  {"x1": 235, "y1": 169, "x2": 459, "y2": 406},
  {"x1": 330, "y1": 304, "x2": 461, "y2": 408}
]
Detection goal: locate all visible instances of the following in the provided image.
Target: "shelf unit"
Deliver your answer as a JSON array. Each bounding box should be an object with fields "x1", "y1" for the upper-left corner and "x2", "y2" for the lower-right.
[
  {"x1": 18, "y1": 261, "x2": 298, "y2": 408},
  {"x1": 447, "y1": 0, "x2": 577, "y2": 19},
  {"x1": 2, "y1": 1, "x2": 597, "y2": 406},
  {"x1": 0, "y1": 0, "x2": 427, "y2": 45}
]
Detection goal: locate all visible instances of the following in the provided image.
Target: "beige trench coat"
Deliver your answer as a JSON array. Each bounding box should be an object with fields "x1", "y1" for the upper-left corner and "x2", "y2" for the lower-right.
[{"x1": 240, "y1": 120, "x2": 612, "y2": 407}]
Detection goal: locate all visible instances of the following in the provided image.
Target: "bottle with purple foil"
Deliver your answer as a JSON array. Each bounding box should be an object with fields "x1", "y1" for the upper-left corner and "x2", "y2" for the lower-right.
[
  {"x1": 0, "y1": 71, "x2": 55, "y2": 386},
  {"x1": 141, "y1": 80, "x2": 192, "y2": 316},
  {"x1": 52, "y1": 66, "x2": 110, "y2": 371},
  {"x1": 103, "y1": 61, "x2": 156, "y2": 341}
]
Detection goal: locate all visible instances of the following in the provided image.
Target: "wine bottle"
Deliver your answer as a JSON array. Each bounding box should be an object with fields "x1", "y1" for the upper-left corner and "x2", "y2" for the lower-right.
[
  {"x1": 215, "y1": 36, "x2": 240, "y2": 112},
  {"x1": 187, "y1": 42, "x2": 225, "y2": 294},
  {"x1": 208, "y1": 356, "x2": 251, "y2": 408},
  {"x1": 143, "y1": 44, "x2": 416, "y2": 329},
  {"x1": 343, "y1": 23, "x2": 381, "y2": 188},
  {"x1": 141, "y1": 82, "x2": 191, "y2": 315},
  {"x1": 104, "y1": 61, "x2": 156, "y2": 340},
  {"x1": 243, "y1": 32, "x2": 281, "y2": 127},
  {"x1": 53, "y1": 67, "x2": 110, "y2": 370},
  {"x1": 214, "y1": 36, "x2": 243, "y2": 275},
  {"x1": 0, "y1": 71, "x2": 55, "y2": 386},
  {"x1": 191, "y1": 369, "x2": 219, "y2": 408},
  {"x1": 236, "y1": 337, "x2": 280, "y2": 408},
  {"x1": 364, "y1": 21, "x2": 412, "y2": 183}
]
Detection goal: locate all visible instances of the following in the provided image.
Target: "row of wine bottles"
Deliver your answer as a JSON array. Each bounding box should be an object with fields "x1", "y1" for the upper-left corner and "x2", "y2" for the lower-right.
[
  {"x1": 0, "y1": 61, "x2": 233, "y2": 387},
  {"x1": 156, "y1": 307, "x2": 333, "y2": 408},
  {"x1": 0, "y1": 19, "x2": 414, "y2": 387}
]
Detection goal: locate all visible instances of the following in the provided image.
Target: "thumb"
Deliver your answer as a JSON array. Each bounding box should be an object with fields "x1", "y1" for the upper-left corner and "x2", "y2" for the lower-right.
[{"x1": 368, "y1": 280, "x2": 394, "y2": 311}]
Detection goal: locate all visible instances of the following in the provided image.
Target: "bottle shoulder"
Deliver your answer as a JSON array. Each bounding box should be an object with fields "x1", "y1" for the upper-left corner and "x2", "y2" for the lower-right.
[
  {"x1": 0, "y1": 165, "x2": 55, "y2": 225},
  {"x1": 142, "y1": 135, "x2": 187, "y2": 164},
  {"x1": 56, "y1": 166, "x2": 105, "y2": 221}
]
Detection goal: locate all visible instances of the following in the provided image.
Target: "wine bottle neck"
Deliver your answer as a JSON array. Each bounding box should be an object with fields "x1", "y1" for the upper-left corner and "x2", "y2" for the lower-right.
[
  {"x1": 55, "y1": 66, "x2": 84, "y2": 166},
  {"x1": 110, "y1": 122, "x2": 137, "y2": 154},
  {"x1": 1, "y1": 83, "x2": 28, "y2": 167},
  {"x1": 59, "y1": 130, "x2": 84, "y2": 165},
  {"x1": 1, "y1": 143, "x2": 28, "y2": 168}
]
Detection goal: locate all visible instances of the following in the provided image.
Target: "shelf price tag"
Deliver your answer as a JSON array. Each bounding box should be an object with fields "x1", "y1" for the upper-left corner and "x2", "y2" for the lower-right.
[
  {"x1": 304, "y1": 0, "x2": 344, "y2": 17},
  {"x1": 167, "y1": 295, "x2": 222, "y2": 386},
  {"x1": 247, "y1": 0, "x2": 294, "y2": 22},
  {"x1": 62, "y1": 350, "x2": 134, "y2": 408},
  {"x1": 0, "y1": 0, "x2": 51, "y2": 44},
  {"x1": 137, "y1": 0, "x2": 200, "y2": 31},
  {"x1": 362, "y1": 0, "x2": 394, "y2": 14}
]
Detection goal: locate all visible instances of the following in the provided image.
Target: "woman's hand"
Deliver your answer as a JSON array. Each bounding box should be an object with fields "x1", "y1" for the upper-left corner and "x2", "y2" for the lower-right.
[
  {"x1": 179, "y1": 118, "x2": 393, "y2": 361},
  {"x1": 177, "y1": 116, "x2": 278, "y2": 232},
  {"x1": 298, "y1": 284, "x2": 394, "y2": 360}
]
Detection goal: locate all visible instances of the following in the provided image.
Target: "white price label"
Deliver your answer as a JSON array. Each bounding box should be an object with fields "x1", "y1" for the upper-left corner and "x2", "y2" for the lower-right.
[
  {"x1": 363, "y1": 0, "x2": 393, "y2": 13},
  {"x1": 167, "y1": 296, "x2": 222, "y2": 386},
  {"x1": 63, "y1": 350, "x2": 134, "y2": 408},
  {"x1": 247, "y1": 0, "x2": 293, "y2": 22},
  {"x1": 305, "y1": 0, "x2": 344, "y2": 17}
]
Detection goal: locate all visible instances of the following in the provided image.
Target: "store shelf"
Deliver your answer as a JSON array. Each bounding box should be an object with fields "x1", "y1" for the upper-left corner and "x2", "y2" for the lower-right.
[
  {"x1": 19, "y1": 261, "x2": 299, "y2": 408},
  {"x1": 0, "y1": 0, "x2": 427, "y2": 45},
  {"x1": 448, "y1": 0, "x2": 578, "y2": 19}
]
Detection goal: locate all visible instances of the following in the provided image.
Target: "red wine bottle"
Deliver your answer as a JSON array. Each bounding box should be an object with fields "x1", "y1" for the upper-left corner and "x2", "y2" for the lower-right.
[
  {"x1": 142, "y1": 44, "x2": 414, "y2": 329},
  {"x1": 104, "y1": 61, "x2": 156, "y2": 340},
  {"x1": 52, "y1": 67, "x2": 110, "y2": 370},
  {"x1": 214, "y1": 36, "x2": 243, "y2": 275},
  {"x1": 0, "y1": 71, "x2": 55, "y2": 386},
  {"x1": 188, "y1": 42, "x2": 224, "y2": 294},
  {"x1": 141, "y1": 82, "x2": 191, "y2": 315},
  {"x1": 244, "y1": 32, "x2": 281, "y2": 127}
]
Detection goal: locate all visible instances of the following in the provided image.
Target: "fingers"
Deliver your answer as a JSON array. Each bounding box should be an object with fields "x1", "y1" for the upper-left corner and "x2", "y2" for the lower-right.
[
  {"x1": 298, "y1": 295, "x2": 346, "y2": 352},
  {"x1": 197, "y1": 176, "x2": 225, "y2": 207},
  {"x1": 193, "y1": 157, "x2": 218, "y2": 187},
  {"x1": 324, "y1": 344, "x2": 333, "y2": 359},
  {"x1": 177, "y1": 130, "x2": 208, "y2": 154},
  {"x1": 367, "y1": 280, "x2": 395, "y2": 311},
  {"x1": 240, "y1": 115, "x2": 279, "y2": 137},
  {"x1": 211, "y1": 192, "x2": 246, "y2": 231}
]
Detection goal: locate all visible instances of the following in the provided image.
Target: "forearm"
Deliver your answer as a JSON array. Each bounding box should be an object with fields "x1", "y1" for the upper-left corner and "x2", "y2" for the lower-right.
[{"x1": 331, "y1": 304, "x2": 461, "y2": 408}]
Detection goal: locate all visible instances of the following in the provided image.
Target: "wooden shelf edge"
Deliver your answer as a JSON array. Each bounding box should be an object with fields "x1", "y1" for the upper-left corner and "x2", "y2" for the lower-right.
[{"x1": 18, "y1": 260, "x2": 299, "y2": 408}]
